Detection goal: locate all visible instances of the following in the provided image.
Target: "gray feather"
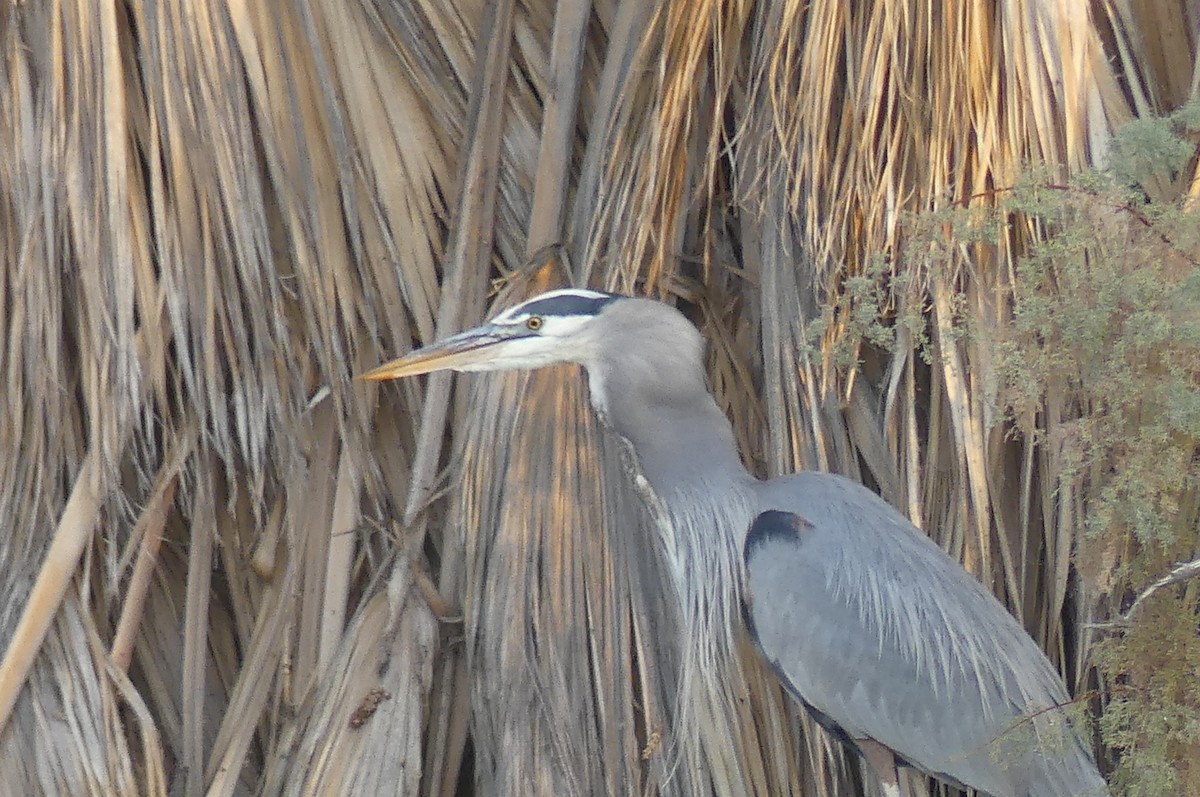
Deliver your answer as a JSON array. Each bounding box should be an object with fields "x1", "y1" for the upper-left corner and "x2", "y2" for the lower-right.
[
  {"x1": 745, "y1": 475, "x2": 1107, "y2": 797},
  {"x1": 387, "y1": 292, "x2": 1108, "y2": 797},
  {"x1": 572, "y1": 298, "x2": 1105, "y2": 797}
]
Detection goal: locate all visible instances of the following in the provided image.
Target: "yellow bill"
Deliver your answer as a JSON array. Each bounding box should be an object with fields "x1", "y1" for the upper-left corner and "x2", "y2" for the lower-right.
[{"x1": 358, "y1": 325, "x2": 515, "y2": 380}]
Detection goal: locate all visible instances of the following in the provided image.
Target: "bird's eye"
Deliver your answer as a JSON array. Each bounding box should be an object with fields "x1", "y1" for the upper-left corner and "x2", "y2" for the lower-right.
[{"x1": 525, "y1": 316, "x2": 543, "y2": 331}]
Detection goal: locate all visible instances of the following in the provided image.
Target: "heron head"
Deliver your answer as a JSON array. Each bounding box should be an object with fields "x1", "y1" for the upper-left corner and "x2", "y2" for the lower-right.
[{"x1": 359, "y1": 289, "x2": 622, "y2": 380}]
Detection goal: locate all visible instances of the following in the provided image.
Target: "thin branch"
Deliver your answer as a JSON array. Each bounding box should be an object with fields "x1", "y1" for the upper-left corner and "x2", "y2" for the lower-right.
[
  {"x1": 1088, "y1": 557, "x2": 1200, "y2": 630},
  {"x1": 110, "y1": 426, "x2": 195, "y2": 671},
  {"x1": 110, "y1": 473, "x2": 180, "y2": 672},
  {"x1": 1123, "y1": 557, "x2": 1200, "y2": 622},
  {"x1": 526, "y1": 0, "x2": 592, "y2": 257},
  {"x1": 182, "y1": 460, "x2": 216, "y2": 797},
  {"x1": 1040, "y1": 183, "x2": 1198, "y2": 266},
  {"x1": 395, "y1": 0, "x2": 515, "y2": 531},
  {"x1": 410, "y1": 560, "x2": 460, "y2": 623},
  {"x1": 0, "y1": 452, "x2": 104, "y2": 734},
  {"x1": 958, "y1": 182, "x2": 1200, "y2": 267}
]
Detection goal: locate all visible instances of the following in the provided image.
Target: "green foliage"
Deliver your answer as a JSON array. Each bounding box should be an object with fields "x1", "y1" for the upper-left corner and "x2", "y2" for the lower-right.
[
  {"x1": 864, "y1": 108, "x2": 1200, "y2": 795},
  {"x1": 810, "y1": 251, "x2": 934, "y2": 369},
  {"x1": 999, "y1": 116, "x2": 1200, "y2": 796},
  {"x1": 1094, "y1": 597, "x2": 1200, "y2": 796},
  {"x1": 999, "y1": 180, "x2": 1200, "y2": 549},
  {"x1": 1107, "y1": 101, "x2": 1200, "y2": 188},
  {"x1": 810, "y1": 106, "x2": 1199, "y2": 795}
]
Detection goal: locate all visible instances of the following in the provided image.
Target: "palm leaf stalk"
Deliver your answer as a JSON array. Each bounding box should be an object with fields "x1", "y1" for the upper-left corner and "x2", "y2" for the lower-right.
[{"x1": 2, "y1": 0, "x2": 1196, "y2": 795}]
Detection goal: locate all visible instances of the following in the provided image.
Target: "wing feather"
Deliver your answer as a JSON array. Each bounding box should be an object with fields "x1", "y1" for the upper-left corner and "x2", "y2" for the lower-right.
[{"x1": 744, "y1": 473, "x2": 1105, "y2": 797}]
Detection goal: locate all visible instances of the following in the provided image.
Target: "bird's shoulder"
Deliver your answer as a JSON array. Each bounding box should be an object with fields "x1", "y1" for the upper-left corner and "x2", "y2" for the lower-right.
[
  {"x1": 747, "y1": 472, "x2": 958, "y2": 582},
  {"x1": 742, "y1": 471, "x2": 1075, "y2": 788},
  {"x1": 744, "y1": 471, "x2": 1058, "y2": 687}
]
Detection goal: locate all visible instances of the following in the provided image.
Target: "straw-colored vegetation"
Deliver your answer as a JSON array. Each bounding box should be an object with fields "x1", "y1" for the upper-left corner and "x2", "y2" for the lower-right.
[{"x1": 0, "y1": 1, "x2": 1196, "y2": 795}]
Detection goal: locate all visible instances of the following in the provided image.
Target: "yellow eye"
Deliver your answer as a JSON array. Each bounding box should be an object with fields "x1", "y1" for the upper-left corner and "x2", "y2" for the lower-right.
[{"x1": 525, "y1": 316, "x2": 543, "y2": 331}]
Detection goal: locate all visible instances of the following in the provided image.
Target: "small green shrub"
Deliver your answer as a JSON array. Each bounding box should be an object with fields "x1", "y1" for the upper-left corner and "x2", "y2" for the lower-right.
[{"x1": 879, "y1": 103, "x2": 1200, "y2": 795}]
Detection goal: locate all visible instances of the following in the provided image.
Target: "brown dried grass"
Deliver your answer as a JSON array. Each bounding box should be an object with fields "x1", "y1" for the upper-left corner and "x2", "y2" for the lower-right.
[{"x1": 1, "y1": 0, "x2": 1194, "y2": 795}]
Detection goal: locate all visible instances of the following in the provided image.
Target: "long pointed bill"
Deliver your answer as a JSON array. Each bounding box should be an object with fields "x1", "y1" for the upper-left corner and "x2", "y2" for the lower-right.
[{"x1": 358, "y1": 324, "x2": 522, "y2": 380}]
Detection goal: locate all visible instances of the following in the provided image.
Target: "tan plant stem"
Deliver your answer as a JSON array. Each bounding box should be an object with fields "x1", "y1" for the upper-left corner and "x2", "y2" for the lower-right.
[{"x1": 0, "y1": 453, "x2": 105, "y2": 735}]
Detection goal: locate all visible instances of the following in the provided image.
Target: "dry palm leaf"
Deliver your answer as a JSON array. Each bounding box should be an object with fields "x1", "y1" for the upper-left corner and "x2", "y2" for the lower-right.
[{"x1": 4, "y1": 0, "x2": 1194, "y2": 795}]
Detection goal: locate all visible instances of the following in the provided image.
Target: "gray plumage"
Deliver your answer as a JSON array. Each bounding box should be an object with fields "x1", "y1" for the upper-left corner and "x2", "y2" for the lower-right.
[
  {"x1": 745, "y1": 483, "x2": 1104, "y2": 796},
  {"x1": 363, "y1": 289, "x2": 1108, "y2": 797}
]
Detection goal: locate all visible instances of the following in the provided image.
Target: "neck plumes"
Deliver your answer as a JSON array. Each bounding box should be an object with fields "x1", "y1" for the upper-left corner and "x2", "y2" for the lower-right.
[
  {"x1": 586, "y1": 349, "x2": 755, "y2": 664},
  {"x1": 585, "y1": 345, "x2": 758, "y2": 782}
]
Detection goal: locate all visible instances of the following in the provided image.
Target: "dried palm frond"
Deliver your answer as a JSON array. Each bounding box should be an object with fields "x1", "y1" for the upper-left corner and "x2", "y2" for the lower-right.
[{"x1": 2, "y1": 0, "x2": 1195, "y2": 795}]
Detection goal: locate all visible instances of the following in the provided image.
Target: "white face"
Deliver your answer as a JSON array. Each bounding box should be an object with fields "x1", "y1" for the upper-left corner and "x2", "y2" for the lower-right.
[
  {"x1": 457, "y1": 289, "x2": 618, "y2": 371},
  {"x1": 359, "y1": 289, "x2": 622, "y2": 381}
]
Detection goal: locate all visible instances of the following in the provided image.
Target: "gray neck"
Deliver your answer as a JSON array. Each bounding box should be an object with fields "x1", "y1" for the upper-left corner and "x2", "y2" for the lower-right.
[
  {"x1": 584, "y1": 348, "x2": 756, "y2": 632},
  {"x1": 585, "y1": 355, "x2": 753, "y2": 507},
  {"x1": 574, "y1": 298, "x2": 753, "y2": 499},
  {"x1": 574, "y1": 299, "x2": 763, "y2": 770}
]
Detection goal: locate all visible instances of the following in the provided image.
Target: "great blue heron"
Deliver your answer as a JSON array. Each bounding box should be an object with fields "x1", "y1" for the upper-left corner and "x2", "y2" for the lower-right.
[{"x1": 363, "y1": 289, "x2": 1107, "y2": 797}]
